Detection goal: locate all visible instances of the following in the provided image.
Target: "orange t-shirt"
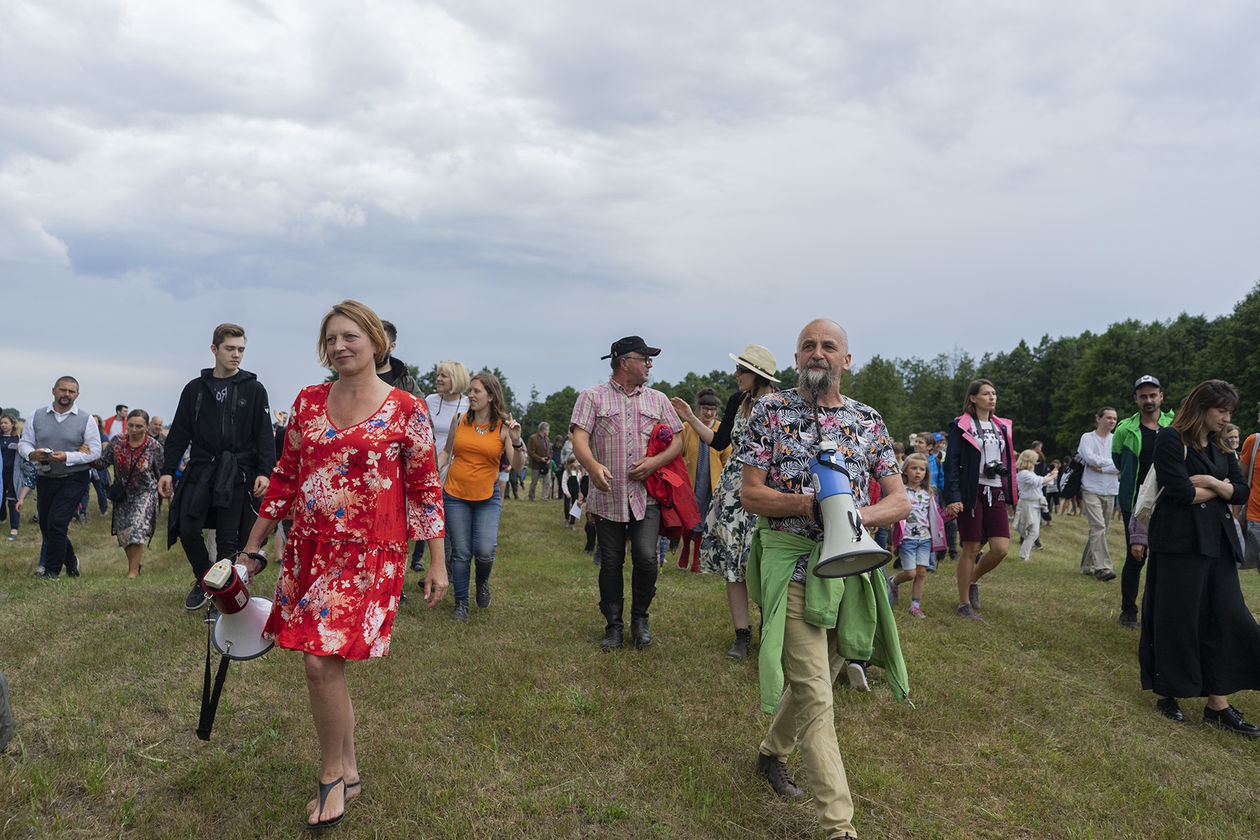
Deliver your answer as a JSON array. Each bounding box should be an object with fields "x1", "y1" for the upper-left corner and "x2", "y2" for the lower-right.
[
  {"x1": 1241, "y1": 434, "x2": 1260, "y2": 522},
  {"x1": 445, "y1": 419, "x2": 505, "y2": 501}
]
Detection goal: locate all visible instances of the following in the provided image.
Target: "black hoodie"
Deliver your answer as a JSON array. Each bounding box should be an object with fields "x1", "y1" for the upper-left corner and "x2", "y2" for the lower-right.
[{"x1": 161, "y1": 367, "x2": 276, "y2": 480}]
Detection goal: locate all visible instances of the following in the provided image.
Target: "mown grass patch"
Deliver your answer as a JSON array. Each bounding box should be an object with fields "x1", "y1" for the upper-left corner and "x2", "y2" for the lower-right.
[{"x1": 2, "y1": 502, "x2": 1259, "y2": 838}]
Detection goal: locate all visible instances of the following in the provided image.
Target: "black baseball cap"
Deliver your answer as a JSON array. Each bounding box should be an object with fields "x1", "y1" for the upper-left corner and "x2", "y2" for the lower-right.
[
  {"x1": 601, "y1": 336, "x2": 661, "y2": 360},
  {"x1": 1133, "y1": 375, "x2": 1161, "y2": 392}
]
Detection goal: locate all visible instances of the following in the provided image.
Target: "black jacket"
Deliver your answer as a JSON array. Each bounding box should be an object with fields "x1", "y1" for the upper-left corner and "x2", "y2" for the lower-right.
[
  {"x1": 161, "y1": 368, "x2": 276, "y2": 481},
  {"x1": 1148, "y1": 426, "x2": 1248, "y2": 561}
]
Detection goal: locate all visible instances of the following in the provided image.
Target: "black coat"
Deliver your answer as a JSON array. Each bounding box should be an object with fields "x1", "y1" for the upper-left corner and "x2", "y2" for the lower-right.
[
  {"x1": 1139, "y1": 425, "x2": 1260, "y2": 698},
  {"x1": 1147, "y1": 426, "x2": 1248, "y2": 563}
]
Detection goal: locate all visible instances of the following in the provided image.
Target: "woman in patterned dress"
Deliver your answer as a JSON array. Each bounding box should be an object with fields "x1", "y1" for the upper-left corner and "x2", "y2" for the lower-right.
[
  {"x1": 238, "y1": 300, "x2": 447, "y2": 830},
  {"x1": 670, "y1": 344, "x2": 780, "y2": 660},
  {"x1": 99, "y1": 409, "x2": 163, "y2": 577}
]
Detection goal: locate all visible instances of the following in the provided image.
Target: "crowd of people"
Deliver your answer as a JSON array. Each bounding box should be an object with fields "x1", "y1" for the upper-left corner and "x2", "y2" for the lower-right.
[{"x1": 5, "y1": 306, "x2": 1260, "y2": 839}]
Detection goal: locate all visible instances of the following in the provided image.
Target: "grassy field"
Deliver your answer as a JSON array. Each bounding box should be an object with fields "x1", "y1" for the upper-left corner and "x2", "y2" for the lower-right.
[{"x1": 3, "y1": 500, "x2": 1260, "y2": 839}]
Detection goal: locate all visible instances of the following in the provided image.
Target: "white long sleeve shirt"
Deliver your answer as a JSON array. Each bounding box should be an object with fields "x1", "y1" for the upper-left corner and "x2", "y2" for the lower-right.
[
  {"x1": 17, "y1": 404, "x2": 102, "y2": 468},
  {"x1": 1077, "y1": 429, "x2": 1119, "y2": 495}
]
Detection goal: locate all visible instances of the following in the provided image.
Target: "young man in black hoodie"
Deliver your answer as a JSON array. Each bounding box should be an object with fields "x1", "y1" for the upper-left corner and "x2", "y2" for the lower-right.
[{"x1": 159, "y1": 323, "x2": 276, "y2": 611}]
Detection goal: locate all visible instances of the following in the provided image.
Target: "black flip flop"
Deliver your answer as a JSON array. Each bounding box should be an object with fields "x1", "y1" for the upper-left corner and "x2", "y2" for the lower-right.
[{"x1": 307, "y1": 777, "x2": 344, "y2": 830}]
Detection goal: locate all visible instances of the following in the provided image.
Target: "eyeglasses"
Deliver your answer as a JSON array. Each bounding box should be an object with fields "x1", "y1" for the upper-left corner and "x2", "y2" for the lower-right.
[{"x1": 625, "y1": 355, "x2": 653, "y2": 365}]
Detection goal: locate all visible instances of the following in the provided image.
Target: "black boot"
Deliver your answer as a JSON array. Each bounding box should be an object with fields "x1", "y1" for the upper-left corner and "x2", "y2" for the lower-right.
[
  {"x1": 600, "y1": 602, "x2": 623, "y2": 652},
  {"x1": 630, "y1": 616, "x2": 651, "y2": 649},
  {"x1": 726, "y1": 627, "x2": 752, "y2": 660}
]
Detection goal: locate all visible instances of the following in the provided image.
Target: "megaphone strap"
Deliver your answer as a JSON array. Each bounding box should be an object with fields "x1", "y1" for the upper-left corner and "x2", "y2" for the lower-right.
[{"x1": 196, "y1": 622, "x2": 232, "y2": 742}]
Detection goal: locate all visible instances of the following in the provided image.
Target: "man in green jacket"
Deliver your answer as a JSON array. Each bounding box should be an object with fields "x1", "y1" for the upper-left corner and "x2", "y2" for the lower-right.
[
  {"x1": 739, "y1": 318, "x2": 909, "y2": 840},
  {"x1": 1111, "y1": 375, "x2": 1174, "y2": 628}
]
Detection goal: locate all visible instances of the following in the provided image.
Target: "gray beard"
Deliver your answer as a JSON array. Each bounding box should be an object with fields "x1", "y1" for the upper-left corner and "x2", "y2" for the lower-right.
[{"x1": 801, "y1": 366, "x2": 833, "y2": 400}]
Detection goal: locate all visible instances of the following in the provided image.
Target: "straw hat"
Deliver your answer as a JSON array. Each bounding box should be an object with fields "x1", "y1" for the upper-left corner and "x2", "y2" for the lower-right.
[{"x1": 729, "y1": 344, "x2": 780, "y2": 383}]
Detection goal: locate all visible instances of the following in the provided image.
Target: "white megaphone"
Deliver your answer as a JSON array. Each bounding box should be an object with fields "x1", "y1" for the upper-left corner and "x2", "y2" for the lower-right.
[
  {"x1": 810, "y1": 440, "x2": 893, "y2": 578},
  {"x1": 201, "y1": 559, "x2": 274, "y2": 661}
]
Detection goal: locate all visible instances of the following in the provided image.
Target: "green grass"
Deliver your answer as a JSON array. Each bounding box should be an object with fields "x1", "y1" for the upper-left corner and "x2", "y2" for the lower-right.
[{"x1": 3, "y1": 501, "x2": 1260, "y2": 839}]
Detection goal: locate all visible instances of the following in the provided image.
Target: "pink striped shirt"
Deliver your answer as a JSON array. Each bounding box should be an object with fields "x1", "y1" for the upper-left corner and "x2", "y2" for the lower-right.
[{"x1": 570, "y1": 378, "x2": 682, "y2": 522}]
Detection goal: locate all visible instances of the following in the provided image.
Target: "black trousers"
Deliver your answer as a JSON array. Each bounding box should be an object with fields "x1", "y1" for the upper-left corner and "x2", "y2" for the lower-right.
[
  {"x1": 179, "y1": 481, "x2": 256, "y2": 582},
  {"x1": 35, "y1": 472, "x2": 89, "y2": 576},
  {"x1": 594, "y1": 506, "x2": 660, "y2": 626}
]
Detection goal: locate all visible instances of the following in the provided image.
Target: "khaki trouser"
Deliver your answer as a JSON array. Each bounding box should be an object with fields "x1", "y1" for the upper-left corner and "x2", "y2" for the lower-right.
[
  {"x1": 1079, "y1": 490, "x2": 1114, "y2": 574},
  {"x1": 760, "y1": 583, "x2": 855, "y2": 838}
]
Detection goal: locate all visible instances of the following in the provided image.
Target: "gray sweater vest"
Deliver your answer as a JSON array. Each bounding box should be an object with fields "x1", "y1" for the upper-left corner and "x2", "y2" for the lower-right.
[{"x1": 29, "y1": 409, "x2": 92, "y2": 477}]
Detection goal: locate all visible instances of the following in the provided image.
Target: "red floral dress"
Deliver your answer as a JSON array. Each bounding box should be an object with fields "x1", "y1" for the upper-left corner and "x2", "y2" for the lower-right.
[{"x1": 260, "y1": 383, "x2": 444, "y2": 659}]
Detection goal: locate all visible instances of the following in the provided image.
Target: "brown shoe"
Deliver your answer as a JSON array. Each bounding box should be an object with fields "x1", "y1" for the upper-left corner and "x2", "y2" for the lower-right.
[{"x1": 756, "y1": 752, "x2": 804, "y2": 798}]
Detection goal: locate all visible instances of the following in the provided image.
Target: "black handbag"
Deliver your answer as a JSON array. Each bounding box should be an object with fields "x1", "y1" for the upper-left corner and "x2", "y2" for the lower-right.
[{"x1": 106, "y1": 439, "x2": 147, "y2": 503}]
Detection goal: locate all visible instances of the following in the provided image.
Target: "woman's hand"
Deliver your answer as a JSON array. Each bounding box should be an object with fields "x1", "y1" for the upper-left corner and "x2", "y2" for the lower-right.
[
  {"x1": 669, "y1": 397, "x2": 694, "y2": 423},
  {"x1": 1189, "y1": 474, "x2": 1231, "y2": 498},
  {"x1": 945, "y1": 501, "x2": 963, "y2": 517}
]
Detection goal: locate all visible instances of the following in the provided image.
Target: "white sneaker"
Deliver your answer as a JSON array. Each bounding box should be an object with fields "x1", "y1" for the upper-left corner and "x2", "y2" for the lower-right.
[{"x1": 845, "y1": 661, "x2": 870, "y2": 692}]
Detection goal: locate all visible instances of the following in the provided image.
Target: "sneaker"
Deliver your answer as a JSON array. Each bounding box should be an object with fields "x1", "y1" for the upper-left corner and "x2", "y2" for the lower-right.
[
  {"x1": 886, "y1": 578, "x2": 899, "y2": 607},
  {"x1": 410, "y1": 559, "x2": 425, "y2": 574},
  {"x1": 6, "y1": 532, "x2": 16, "y2": 541},
  {"x1": 475, "y1": 581, "x2": 492, "y2": 609},
  {"x1": 65, "y1": 557, "x2": 80, "y2": 578},
  {"x1": 399, "y1": 590, "x2": 408, "y2": 605},
  {"x1": 909, "y1": 604, "x2": 926, "y2": 618},
  {"x1": 845, "y1": 661, "x2": 870, "y2": 692},
  {"x1": 34, "y1": 569, "x2": 59, "y2": 580},
  {"x1": 956, "y1": 603, "x2": 981, "y2": 621},
  {"x1": 184, "y1": 583, "x2": 209, "y2": 611},
  {"x1": 1117, "y1": 609, "x2": 1138, "y2": 629},
  {"x1": 968, "y1": 582, "x2": 981, "y2": 611},
  {"x1": 1095, "y1": 569, "x2": 1117, "y2": 582},
  {"x1": 756, "y1": 752, "x2": 804, "y2": 798},
  {"x1": 451, "y1": 602, "x2": 469, "y2": 621}
]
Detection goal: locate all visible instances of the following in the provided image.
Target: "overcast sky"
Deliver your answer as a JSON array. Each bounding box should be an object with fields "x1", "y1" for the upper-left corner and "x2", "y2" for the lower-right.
[{"x1": 3, "y1": 0, "x2": 1258, "y2": 421}]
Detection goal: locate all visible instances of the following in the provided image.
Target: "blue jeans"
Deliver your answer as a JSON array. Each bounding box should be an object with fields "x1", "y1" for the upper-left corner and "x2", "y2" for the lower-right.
[
  {"x1": 80, "y1": 468, "x2": 109, "y2": 515},
  {"x1": 443, "y1": 483, "x2": 502, "y2": 606}
]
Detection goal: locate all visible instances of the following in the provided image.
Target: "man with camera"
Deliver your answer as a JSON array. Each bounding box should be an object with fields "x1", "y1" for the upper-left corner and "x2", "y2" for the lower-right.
[
  {"x1": 739, "y1": 319, "x2": 908, "y2": 840},
  {"x1": 1078, "y1": 406, "x2": 1120, "y2": 581},
  {"x1": 159, "y1": 323, "x2": 276, "y2": 611},
  {"x1": 18, "y1": 376, "x2": 101, "y2": 578}
]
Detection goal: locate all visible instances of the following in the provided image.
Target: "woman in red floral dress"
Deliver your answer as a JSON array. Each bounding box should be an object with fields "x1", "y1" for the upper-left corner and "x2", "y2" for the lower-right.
[{"x1": 238, "y1": 300, "x2": 447, "y2": 830}]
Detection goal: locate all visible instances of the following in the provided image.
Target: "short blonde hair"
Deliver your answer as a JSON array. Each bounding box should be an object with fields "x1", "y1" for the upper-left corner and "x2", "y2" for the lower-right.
[
  {"x1": 317, "y1": 300, "x2": 390, "y2": 368},
  {"x1": 436, "y1": 360, "x2": 470, "y2": 395},
  {"x1": 1016, "y1": 449, "x2": 1039, "y2": 471}
]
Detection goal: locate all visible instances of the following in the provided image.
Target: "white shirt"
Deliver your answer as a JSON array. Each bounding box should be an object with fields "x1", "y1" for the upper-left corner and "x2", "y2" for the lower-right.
[
  {"x1": 17, "y1": 404, "x2": 103, "y2": 467},
  {"x1": 1077, "y1": 428, "x2": 1119, "y2": 495}
]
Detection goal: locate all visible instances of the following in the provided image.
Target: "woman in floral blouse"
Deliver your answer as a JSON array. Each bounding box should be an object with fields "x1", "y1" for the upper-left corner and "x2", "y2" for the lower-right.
[
  {"x1": 99, "y1": 409, "x2": 163, "y2": 577},
  {"x1": 238, "y1": 300, "x2": 447, "y2": 830}
]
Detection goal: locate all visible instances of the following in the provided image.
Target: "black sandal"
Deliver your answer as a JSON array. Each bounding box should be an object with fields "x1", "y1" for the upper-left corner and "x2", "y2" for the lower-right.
[
  {"x1": 345, "y1": 779, "x2": 362, "y2": 802},
  {"x1": 307, "y1": 777, "x2": 345, "y2": 830}
]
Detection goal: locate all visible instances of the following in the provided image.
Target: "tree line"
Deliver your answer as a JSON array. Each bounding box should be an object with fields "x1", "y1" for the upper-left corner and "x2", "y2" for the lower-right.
[{"x1": 401, "y1": 281, "x2": 1260, "y2": 463}]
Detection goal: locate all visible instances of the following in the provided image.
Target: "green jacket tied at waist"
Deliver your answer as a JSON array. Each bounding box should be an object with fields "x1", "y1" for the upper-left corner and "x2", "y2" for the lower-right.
[{"x1": 747, "y1": 519, "x2": 910, "y2": 714}]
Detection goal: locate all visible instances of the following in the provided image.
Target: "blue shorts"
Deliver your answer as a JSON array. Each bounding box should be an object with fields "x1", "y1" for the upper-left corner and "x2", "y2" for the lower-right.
[{"x1": 898, "y1": 537, "x2": 933, "y2": 571}]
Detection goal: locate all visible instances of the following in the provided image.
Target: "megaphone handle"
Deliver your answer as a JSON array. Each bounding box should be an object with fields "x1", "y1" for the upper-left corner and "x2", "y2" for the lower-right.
[{"x1": 196, "y1": 623, "x2": 232, "y2": 741}]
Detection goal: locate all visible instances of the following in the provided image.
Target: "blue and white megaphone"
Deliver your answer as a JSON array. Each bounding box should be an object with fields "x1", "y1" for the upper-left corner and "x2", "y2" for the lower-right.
[{"x1": 810, "y1": 440, "x2": 892, "y2": 578}]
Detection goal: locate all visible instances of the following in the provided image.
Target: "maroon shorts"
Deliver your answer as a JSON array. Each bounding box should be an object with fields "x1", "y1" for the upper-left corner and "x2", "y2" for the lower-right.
[{"x1": 957, "y1": 485, "x2": 1010, "y2": 544}]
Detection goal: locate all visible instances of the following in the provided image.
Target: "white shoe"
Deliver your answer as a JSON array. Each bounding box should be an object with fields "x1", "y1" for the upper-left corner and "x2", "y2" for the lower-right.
[{"x1": 846, "y1": 661, "x2": 870, "y2": 692}]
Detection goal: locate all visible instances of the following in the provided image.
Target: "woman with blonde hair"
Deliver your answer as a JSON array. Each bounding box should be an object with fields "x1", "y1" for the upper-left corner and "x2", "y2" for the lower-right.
[
  {"x1": 1012, "y1": 449, "x2": 1056, "y2": 561},
  {"x1": 239, "y1": 299, "x2": 447, "y2": 828},
  {"x1": 410, "y1": 360, "x2": 469, "y2": 577}
]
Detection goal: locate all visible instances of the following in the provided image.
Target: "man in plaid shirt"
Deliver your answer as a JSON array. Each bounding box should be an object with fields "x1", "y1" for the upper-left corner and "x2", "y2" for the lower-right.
[{"x1": 571, "y1": 336, "x2": 683, "y2": 651}]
